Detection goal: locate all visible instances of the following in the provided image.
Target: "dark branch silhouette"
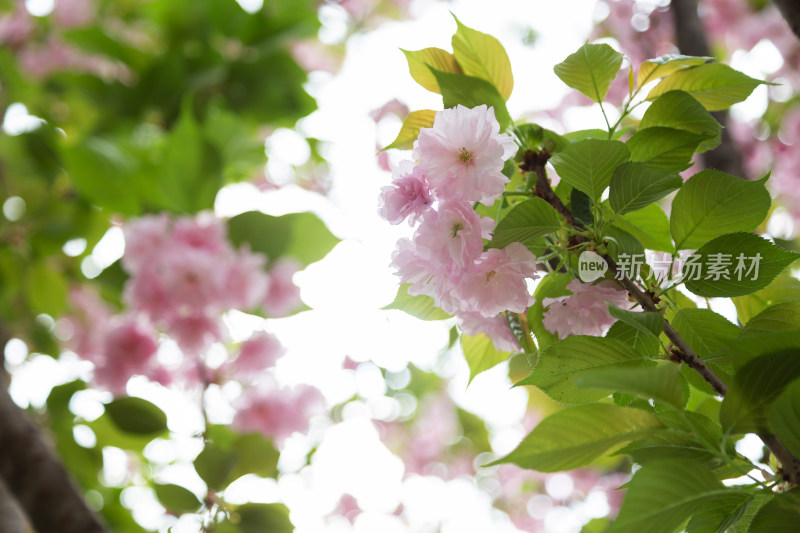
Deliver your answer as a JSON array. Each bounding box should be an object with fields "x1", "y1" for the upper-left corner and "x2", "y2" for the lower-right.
[
  {"x1": 0, "y1": 326, "x2": 109, "y2": 533},
  {"x1": 772, "y1": 0, "x2": 800, "y2": 39},
  {"x1": 671, "y1": 0, "x2": 747, "y2": 178}
]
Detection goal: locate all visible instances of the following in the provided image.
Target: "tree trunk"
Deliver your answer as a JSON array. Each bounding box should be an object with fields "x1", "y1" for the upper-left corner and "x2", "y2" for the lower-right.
[
  {"x1": 671, "y1": 0, "x2": 747, "y2": 178},
  {"x1": 0, "y1": 329, "x2": 109, "y2": 533}
]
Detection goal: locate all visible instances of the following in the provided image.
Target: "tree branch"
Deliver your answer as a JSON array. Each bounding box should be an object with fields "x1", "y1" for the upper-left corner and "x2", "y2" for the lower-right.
[
  {"x1": 772, "y1": 0, "x2": 800, "y2": 40},
  {"x1": 525, "y1": 152, "x2": 800, "y2": 485},
  {"x1": 0, "y1": 327, "x2": 110, "y2": 533},
  {"x1": 0, "y1": 477, "x2": 31, "y2": 533},
  {"x1": 670, "y1": 0, "x2": 746, "y2": 178}
]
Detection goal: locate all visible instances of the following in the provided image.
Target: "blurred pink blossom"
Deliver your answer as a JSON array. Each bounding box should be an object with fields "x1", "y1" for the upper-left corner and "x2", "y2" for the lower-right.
[
  {"x1": 232, "y1": 381, "x2": 324, "y2": 445},
  {"x1": 53, "y1": 0, "x2": 94, "y2": 29},
  {"x1": 263, "y1": 258, "x2": 303, "y2": 317},
  {"x1": 19, "y1": 37, "x2": 133, "y2": 82},
  {"x1": 93, "y1": 315, "x2": 162, "y2": 395},
  {"x1": 228, "y1": 331, "x2": 286, "y2": 377},
  {"x1": 0, "y1": 0, "x2": 32, "y2": 46}
]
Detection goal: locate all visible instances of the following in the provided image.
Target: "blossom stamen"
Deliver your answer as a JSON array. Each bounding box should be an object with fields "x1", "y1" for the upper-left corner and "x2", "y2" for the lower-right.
[{"x1": 457, "y1": 147, "x2": 473, "y2": 165}]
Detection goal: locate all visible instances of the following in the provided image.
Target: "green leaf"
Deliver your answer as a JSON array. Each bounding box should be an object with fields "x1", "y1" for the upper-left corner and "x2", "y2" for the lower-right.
[
  {"x1": 61, "y1": 137, "x2": 142, "y2": 215},
  {"x1": 153, "y1": 484, "x2": 202, "y2": 514},
  {"x1": 577, "y1": 364, "x2": 686, "y2": 408},
  {"x1": 462, "y1": 333, "x2": 512, "y2": 383},
  {"x1": 647, "y1": 63, "x2": 765, "y2": 111},
  {"x1": 608, "y1": 304, "x2": 664, "y2": 337},
  {"x1": 609, "y1": 162, "x2": 682, "y2": 214},
  {"x1": 160, "y1": 100, "x2": 220, "y2": 213},
  {"x1": 26, "y1": 262, "x2": 68, "y2": 316},
  {"x1": 670, "y1": 170, "x2": 770, "y2": 250},
  {"x1": 229, "y1": 433, "x2": 281, "y2": 482},
  {"x1": 733, "y1": 275, "x2": 800, "y2": 324},
  {"x1": 741, "y1": 301, "x2": 800, "y2": 337},
  {"x1": 606, "y1": 321, "x2": 661, "y2": 357},
  {"x1": 562, "y1": 128, "x2": 614, "y2": 142},
  {"x1": 88, "y1": 413, "x2": 159, "y2": 452},
  {"x1": 636, "y1": 54, "x2": 712, "y2": 88},
  {"x1": 601, "y1": 225, "x2": 645, "y2": 262},
  {"x1": 226, "y1": 503, "x2": 294, "y2": 533},
  {"x1": 683, "y1": 233, "x2": 799, "y2": 298},
  {"x1": 717, "y1": 331, "x2": 800, "y2": 371},
  {"x1": 627, "y1": 127, "x2": 708, "y2": 169},
  {"x1": 451, "y1": 16, "x2": 514, "y2": 100},
  {"x1": 554, "y1": 43, "x2": 624, "y2": 103},
  {"x1": 614, "y1": 204, "x2": 674, "y2": 252},
  {"x1": 720, "y1": 350, "x2": 800, "y2": 434},
  {"x1": 227, "y1": 211, "x2": 339, "y2": 267},
  {"x1": 194, "y1": 444, "x2": 237, "y2": 491},
  {"x1": 728, "y1": 492, "x2": 773, "y2": 533},
  {"x1": 749, "y1": 490, "x2": 800, "y2": 533},
  {"x1": 549, "y1": 139, "x2": 630, "y2": 201},
  {"x1": 684, "y1": 491, "x2": 755, "y2": 532},
  {"x1": 769, "y1": 379, "x2": 800, "y2": 458},
  {"x1": 382, "y1": 109, "x2": 436, "y2": 150},
  {"x1": 402, "y1": 48, "x2": 462, "y2": 93},
  {"x1": 671, "y1": 309, "x2": 740, "y2": 359},
  {"x1": 104, "y1": 397, "x2": 168, "y2": 435},
  {"x1": 608, "y1": 460, "x2": 735, "y2": 533},
  {"x1": 639, "y1": 90, "x2": 721, "y2": 152},
  {"x1": 518, "y1": 336, "x2": 650, "y2": 404},
  {"x1": 489, "y1": 197, "x2": 562, "y2": 249},
  {"x1": 491, "y1": 404, "x2": 661, "y2": 472},
  {"x1": 430, "y1": 69, "x2": 512, "y2": 130},
  {"x1": 382, "y1": 284, "x2": 452, "y2": 321}
]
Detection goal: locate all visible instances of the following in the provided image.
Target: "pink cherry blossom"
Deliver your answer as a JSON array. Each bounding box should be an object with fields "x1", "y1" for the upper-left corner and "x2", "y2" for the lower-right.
[
  {"x1": 413, "y1": 199, "x2": 494, "y2": 269},
  {"x1": 378, "y1": 160, "x2": 433, "y2": 225},
  {"x1": 166, "y1": 312, "x2": 224, "y2": 355},
  {"x1": 172, "y1": 213, "x2": 229, "y2": 254},
  {"x1": 230, "y1": 331, "x2": 286, "y2": 376},
  {"x1": 414, "y1": 105, "x2": 517, "y2": 205},
  {"x1": 93, "y1": 316, "x2": 160, "y2": 395},
  {"x1": 456, "y1": 242, "x2": 538, "y2": 317},
  {"x1": 0, "y1": 0, "x2": 32, "y2": 46},
  {"x1": 542, "y1": 279, "x2": 632, "y2": 339},
  {"x1": 263, "y1": 258, "x2": 303, "y2": 317},
  {"x1": 63, "y1": 285, "x2": 113, "y2": 359},
  {"x1": 122, "y1": 213, "x2": 171, "y2": 275},
  {"x1": 289, "y1": 40, "x2": 339, "y2": 73},
  {"x1": 232, "y1": 382, "x2": 324, "y2": 445},
  {"x1": 390, "y1": 237, "x2": 464, "y2": 314},
  {"x1": 53, "y1": 0, "x2": 94, "y2": 29},
  {"x1": 224, "y1": 247, "x2": 270, "y2": 311},
  {"x1": 159, "y1": 247, "x2": 227, "y2": 312},
  {"x1": 369, "y1": 99, "x2": 409, "y2": 123},
  {"x1": 457, "y1": 312, "x2": 520, "y2": 353}
]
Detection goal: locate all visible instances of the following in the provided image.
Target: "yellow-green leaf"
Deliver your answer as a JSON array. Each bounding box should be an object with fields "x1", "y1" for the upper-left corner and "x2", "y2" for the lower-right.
[
  {"x1": 402, "y1": 48, "x2": 462, "y2": 94},
  {"x1": 647, "y1": 63, "x2": 765, "y2": 111},
  {"x1": 383, "y1": 110, "x2": 437, "y2": 151},
  {"x1": 636, "y1": 54, "x2": 712, "y2": 88},
  {"x1": 451, "y1": 16, "x2": 514, "y2": 100}
]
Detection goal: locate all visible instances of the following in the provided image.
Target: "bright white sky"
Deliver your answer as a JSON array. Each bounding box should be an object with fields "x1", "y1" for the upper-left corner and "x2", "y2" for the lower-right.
[{"x1": 3, "y1": 0, "x2": 788, "y2": 531}]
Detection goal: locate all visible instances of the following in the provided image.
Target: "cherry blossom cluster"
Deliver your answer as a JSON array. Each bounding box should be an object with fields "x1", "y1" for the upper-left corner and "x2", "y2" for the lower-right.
[
  {"x1": 541, "y1": 279, "x2": 632, "y2": 339},
  {"x1": 380, "y1": 105, "x2": 539, "y2": 352},
  {"x1": 62, "y1": 213, "x2": 321, "y2": 445}
]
